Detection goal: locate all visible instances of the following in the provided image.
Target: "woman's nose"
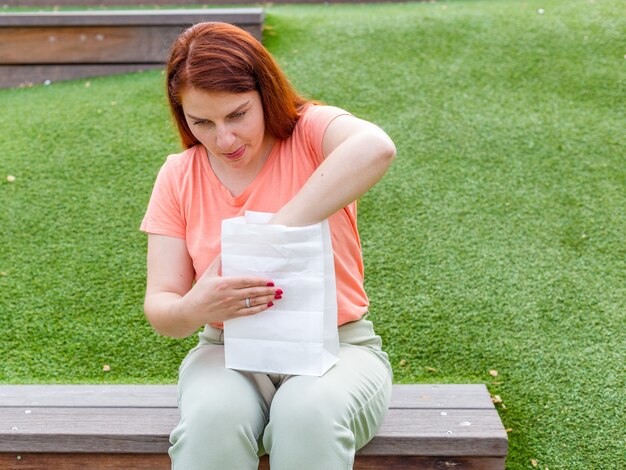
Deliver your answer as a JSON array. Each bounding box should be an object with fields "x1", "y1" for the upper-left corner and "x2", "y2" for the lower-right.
[{"x1": 216, "y1": 125, "x2": 236, "y2": 150}]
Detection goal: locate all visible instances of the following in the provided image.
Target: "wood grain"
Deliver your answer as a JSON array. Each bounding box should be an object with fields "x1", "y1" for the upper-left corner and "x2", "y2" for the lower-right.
[
  {"x1": 386, "y1": 384, "x2": 494, "y2": 409},
  {"x1": 0, "y1": 26, "x2": 185, "y2": 64},
  {"x1": 0, "y1": 64, "x2": 163, "y2": 88},
  {"x1": 0, "y1": 408, "x2": 507, "y2": 455},
  {"x1": 0, "y1": 384, "x2": 178, "y2": 407},
  {"x1": 0, "y1": 384, "x2": 494, "y2": 409},
  {"x1": 0, "y1": 9, "x2": 265, "y2": 27}
]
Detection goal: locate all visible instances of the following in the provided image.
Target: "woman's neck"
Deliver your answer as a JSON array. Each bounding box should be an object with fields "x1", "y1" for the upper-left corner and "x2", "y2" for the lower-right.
[{"x1": 206, "y1": 135, "x2": 276, "y2": 197}]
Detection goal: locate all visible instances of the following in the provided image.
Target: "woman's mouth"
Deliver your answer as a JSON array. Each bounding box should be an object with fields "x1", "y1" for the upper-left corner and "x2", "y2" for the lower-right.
[{"x1": 223, "y1": 146, "x2": 245, "y2": 160}]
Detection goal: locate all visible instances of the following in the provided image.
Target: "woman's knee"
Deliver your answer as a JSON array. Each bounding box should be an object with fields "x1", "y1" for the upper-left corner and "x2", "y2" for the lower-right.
[
  {"x1": 263, "y1": 390, "x2": 355, "y2": 470},
  {"x1": 170, "y1": 373, "x2": 268, "y2": 469},
  {"x1": 170, "y1": 402, "x2": 262, "y2": 470},
  {"x1": 264, "y1": 357, "x2": 393, "y2": 454},
  {"x1": 266, "y1": 382, "x2": 353, "y2": 446},
  {"x1": 179, "y1": 371, "x2": 268, "y2": 438},
  {"x1": 174, "y1": 348, "x2": 269, "y2": 454},
  {"x1": 185, "y1": 394, "x2": 261, "y2": 432}
]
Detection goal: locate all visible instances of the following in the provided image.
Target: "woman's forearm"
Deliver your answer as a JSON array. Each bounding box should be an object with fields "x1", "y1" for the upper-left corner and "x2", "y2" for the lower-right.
[
  {"x1": 271, "y1": 130, "x2": 396, "y2": 227},
  {"x1": 144, "y1": 292, "x2": 204, "y2": 339}
]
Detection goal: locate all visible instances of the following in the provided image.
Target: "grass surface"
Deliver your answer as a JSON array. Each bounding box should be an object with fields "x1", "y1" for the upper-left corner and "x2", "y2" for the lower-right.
[{"x1": 1, "y1": 0, "x2": 624, "y2": 468}]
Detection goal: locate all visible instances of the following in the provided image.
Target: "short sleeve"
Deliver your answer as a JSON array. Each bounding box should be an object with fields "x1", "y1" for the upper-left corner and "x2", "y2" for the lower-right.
[
  {"x1": 139, "y1": 156, "x2": 186, "y2": 239},
  {"x1": 297, "y1": 105, "x2": 352, "y2": 165}
]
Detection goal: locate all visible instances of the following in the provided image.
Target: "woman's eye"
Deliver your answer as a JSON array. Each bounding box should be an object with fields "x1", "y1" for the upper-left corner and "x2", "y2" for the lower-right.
[
  {"x1": 193, "y1": 120, "x2": 211, "y2": 126},
  {"x1": 231, "y1": 112, "x2": 246, "y2": 119}
]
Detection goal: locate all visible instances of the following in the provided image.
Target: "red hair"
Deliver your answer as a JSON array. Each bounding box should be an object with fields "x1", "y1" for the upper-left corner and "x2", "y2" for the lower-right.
[{"x1": 166, "y1": 22, "x2": 310, "y2": 149}]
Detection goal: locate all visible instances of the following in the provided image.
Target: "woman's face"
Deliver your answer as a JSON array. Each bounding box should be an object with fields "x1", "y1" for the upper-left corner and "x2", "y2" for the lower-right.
[{"x1": 180, "y1": 88, "x2": 273, "y2": 173}]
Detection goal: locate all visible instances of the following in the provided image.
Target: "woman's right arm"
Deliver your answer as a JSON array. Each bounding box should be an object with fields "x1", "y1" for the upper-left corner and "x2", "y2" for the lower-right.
[{"x1": 144, "y1": 234, "x2": 279, "y2": 339}]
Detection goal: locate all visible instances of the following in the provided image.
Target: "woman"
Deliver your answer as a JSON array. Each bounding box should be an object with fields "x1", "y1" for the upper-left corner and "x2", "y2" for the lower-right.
[{"x1": 141, "y1": 22, "x2": 396, "y2": 469}]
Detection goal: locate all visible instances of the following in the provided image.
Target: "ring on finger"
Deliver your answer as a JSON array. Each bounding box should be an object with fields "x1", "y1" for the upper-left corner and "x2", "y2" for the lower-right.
[{"x1": 245, "y1": 298, "x2": 252, "y2": 308}]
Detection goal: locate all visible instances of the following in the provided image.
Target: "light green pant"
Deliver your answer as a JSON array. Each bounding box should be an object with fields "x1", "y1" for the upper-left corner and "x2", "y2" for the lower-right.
[{"x1": 169, "y1": 317, "x2": 393, "y2": 470}]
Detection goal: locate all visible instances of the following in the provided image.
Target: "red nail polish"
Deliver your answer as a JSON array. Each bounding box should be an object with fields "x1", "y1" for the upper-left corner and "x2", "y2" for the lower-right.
[
  {"x1": 274, "y1": 294, "x2": 282, "y2": 300},
  {"x1": 267, "y1": 301, "x2": 274, "y2": 307},
  {"x1": 267, "y1": 282, "x2": 275, "y2": 287},
  {"x1": 275, "y1": 289, "x2": 283, "y2": 295}
]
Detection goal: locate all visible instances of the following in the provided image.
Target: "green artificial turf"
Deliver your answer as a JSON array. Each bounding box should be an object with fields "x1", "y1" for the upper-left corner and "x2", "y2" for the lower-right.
[{"x1": 1, "y1": 0, "x2": 624, "y2": 468}]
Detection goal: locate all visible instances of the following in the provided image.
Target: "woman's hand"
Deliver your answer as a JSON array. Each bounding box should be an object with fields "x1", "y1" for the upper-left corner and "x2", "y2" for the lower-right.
[
  {"x1": 181, "y1": 255, "x2": 282, "y2": 325},
  {"x1": 144, "y1": 234, "x2": 282, "y2": 338}
]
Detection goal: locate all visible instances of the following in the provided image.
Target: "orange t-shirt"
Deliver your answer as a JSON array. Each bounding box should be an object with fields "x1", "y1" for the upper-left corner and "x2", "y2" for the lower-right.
[{"x1": 140, "y1": 104, "x2": 369, "y2": 326}]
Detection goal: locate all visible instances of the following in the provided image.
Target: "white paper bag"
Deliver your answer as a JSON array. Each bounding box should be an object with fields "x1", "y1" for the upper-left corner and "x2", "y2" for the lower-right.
[{"x1": 221, "y1": 211, "x2": 339, "y2": 376}]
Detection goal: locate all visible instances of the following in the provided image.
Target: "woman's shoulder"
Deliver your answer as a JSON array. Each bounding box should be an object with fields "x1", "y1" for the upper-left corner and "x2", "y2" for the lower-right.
[
  {"x1": 163, "y1": 145, "x2": 199, "y2": 166},
  {"x1": 281, "y1": 104, "x2": 352, "y2": 164},
  {"x1": 297, "y1": 103, "x2": 352, "y2": 127},
  {"x1": 151, "y1": 145, "x2": 204, "y2": 190},
  {"x1": 290, "y1": 104, "x2": 352, "y2": 145},
  {"x1": 158, "y1": 145, "x2": 202, "y2": 175}
]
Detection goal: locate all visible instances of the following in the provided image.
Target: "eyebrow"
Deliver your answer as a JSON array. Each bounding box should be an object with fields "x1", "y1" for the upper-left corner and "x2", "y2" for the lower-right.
[{"x1": 185, "y1": 100, "x2": 250, "y2": 122}]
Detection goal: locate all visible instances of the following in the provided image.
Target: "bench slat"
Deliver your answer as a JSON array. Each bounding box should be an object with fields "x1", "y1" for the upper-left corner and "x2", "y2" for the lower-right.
[
  {"x1": 0, "y1": 384, "x2": 495, "y2": 409},
  {"x1": 0, "y1": 26, "x2": 190, "y2": 64},
  {"x1": 0, "y1": 384, "x2": 178, "y2": 408},
  {"x1": 0, "y1": 453, "x2": 506, "y2": 470},
  {"x1": 0, "y1": 64, "x2": 164, "y2": 89},
  {"x1": 385, "y1": 384, "x2": 494, "y2": 409},
  {"x1": 0, "y1": 9, "x2": 264, "y2": 27},
  {"x1": 0, "y1": 406, "x2": 506, "y2": 456}
]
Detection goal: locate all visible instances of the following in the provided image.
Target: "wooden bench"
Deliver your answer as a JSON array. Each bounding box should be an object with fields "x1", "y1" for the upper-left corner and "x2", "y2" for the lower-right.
[
  {"x1": 0, "y1": 384, "x2": 507, "y2": 469},
  {"x1": 0, "y1": 8, "x2": 264, "y2": 88}
]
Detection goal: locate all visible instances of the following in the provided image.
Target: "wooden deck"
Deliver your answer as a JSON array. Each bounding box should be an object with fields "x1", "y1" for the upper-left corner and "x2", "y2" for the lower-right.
[
  {"x1": 0, "y1": 9, "x2": 264, "y2": 88},
  {"x1": 0, "y1": 383, "x2": 508, "y2": 469}
]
